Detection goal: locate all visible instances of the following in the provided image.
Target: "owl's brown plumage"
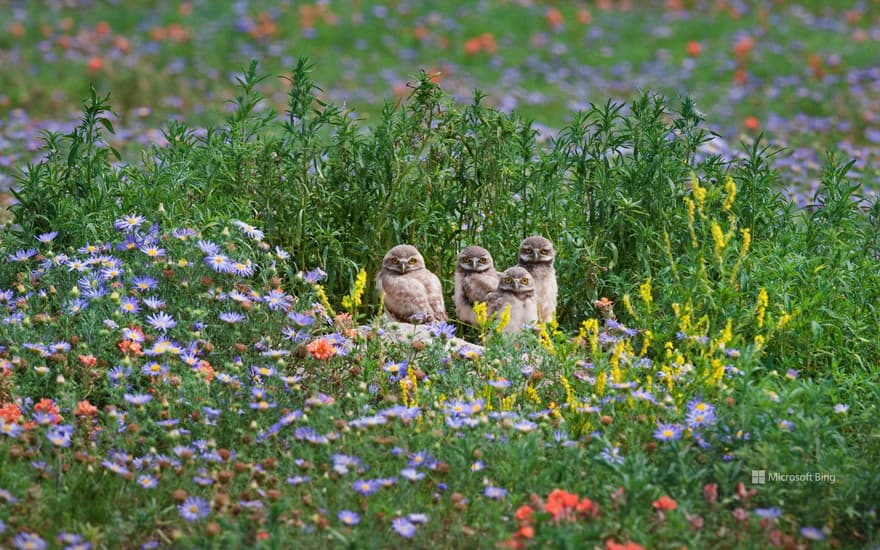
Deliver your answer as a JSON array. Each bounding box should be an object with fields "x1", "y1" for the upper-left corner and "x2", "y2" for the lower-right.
[
  {"x1": 487, "y1": 266, "x2": 539, "y2": 333},
  {"x1": 453, "y1": 245, "x2": 499, "y2": 326},
  {"x1": 376, "y1": 244, "x2": 447, "y2": 323},
  {"x1": 517, "y1": 236, "x2": 557, "y2": 323}
]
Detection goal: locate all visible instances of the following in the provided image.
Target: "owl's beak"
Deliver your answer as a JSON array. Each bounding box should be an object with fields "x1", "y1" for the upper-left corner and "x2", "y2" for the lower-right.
[
  {"x1": 532, "y1": 252, "x2": 540, "y2": 261},
  {"x1": 470, "y1": 259, "x2": 479, "y2": 269}
]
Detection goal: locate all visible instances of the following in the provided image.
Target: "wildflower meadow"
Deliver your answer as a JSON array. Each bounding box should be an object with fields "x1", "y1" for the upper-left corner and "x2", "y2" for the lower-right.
[{"x1": 1, "y1": 2, "x2": 879, "y2": 549}]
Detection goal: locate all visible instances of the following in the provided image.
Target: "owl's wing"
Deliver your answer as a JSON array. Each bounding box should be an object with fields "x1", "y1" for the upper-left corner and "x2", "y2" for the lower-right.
[
  {"x1": 464, "y1": 270, "x2": 499, "y2": 304},
  {"x1": 485, "y1": 291, "x2": 505, "y2": 316},
  {"x1": 425, "y1": 271, "x2": 447, "y2": 322}
]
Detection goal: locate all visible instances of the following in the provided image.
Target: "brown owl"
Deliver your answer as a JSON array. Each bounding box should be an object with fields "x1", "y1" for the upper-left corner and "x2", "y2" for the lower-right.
[
  {"x1": 376, "y1": 244, "x2": 447, "y2": 323},
  {"x1": 517, "y1": 236, "x2": 557, "y2": 323},
  {"x1": 453, "y1": 245, "x2": 499, "y2": 326},
  {"x1": 486, "y1": 266, "x2": 539, "y2": 333}
]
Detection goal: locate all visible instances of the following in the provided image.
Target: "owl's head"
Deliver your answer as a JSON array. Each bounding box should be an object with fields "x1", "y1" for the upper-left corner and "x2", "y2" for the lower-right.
[
  {"x1": 457, "y1": 245, "x2": 494, "y2": 273},
  {"x1": 518, "y1": 236, "x2": 554, "y2": 265},
  {"x1": 382, "y1": 244, "x2": 425, "y2": 274},
  {"x1": 497, "y1": 266, "x2": 535, "y2": 294}
]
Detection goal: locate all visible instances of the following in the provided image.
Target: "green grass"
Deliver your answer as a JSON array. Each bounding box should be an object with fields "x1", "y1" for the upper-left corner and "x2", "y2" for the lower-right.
[{"x1": 0, "y1": 59, "x2": 878, "y2": 548}]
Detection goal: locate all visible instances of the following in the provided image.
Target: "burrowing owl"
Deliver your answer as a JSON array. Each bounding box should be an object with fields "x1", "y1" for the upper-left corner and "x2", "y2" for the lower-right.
[
  {"x1": 453, "y1": 245, "x2": 499, "y2": 326},
  {"x1": 517, "y1": 236, "x2": 557, "y2": 323},
  {"x1": 487, "y1": 266, "x2": 539, "y2": 333},
  {"x1": 376, "y1": 244, "x2": 447, "y2": 323}
]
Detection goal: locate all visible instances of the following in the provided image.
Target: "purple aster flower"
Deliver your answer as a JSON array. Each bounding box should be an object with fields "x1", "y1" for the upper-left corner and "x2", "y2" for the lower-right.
[
  {"x1": 391, "y1": 517, "x2": 416, "y2": 538},
  {"x1": 262, "y1": 289, "x2": 290, "y2": 311},
  {"x1": 338, "y1": 510, "x2": 360, "y2": 526},
  {"x1": 119, "y1": 297, "x2": 140, "y2": 315},
  {"x1": 407, "y1": 513, "x2": 429, "y2": 524},
  {"x1": 400, "y1": 467, "x2": 425, "y2": 481},
  {"x1": 114, "y1": 214, "x2": 147, "y2": 232},
  {"x1": 46, "y1": 424, "x2": 74, "y2": 448},
  {"x1": 139, "y1": 244, "x2": 165, "y2": 259},
  {"x1": 776, "y1": 419, "x2": 794, "y2": 431},
  {"x1": 142, "y1": 296, "x2": 165, "y2": 310},
  {"x1": 287, "y1": 311, "x2": 314, "y2": 326},
  {"x1": 483, "y1": 486, "x2": 507, "y2": 500},
  {"x1": 301, "y1": 267, "x2": 327, "y2": 283},
  {"x1": 352, "y1": 478, "x2": 380, "y2": 496},
  {"x1": 1, "y1": 419, "x2": 23, "y2": 439},
  {"x1": 219, "y1": 311, "x2": 245, "y2": 324},
  {"x1": 754, "y1": 507, "x2": 782, "y2": 519},
  {"x1": 178, "y1": 496, "x2": 210, "y2": 522},
  {"x1": 384, "y1": 360, "x2": 408, "y2": 381},
  {"x1": 287, "y1": 475, "x2": 310, "y2": 485},
  {"x1": 600, "y1": 446, "x2": 625, "y2": 465},
  {"x1": 13, "y1": 531, "x2": 47, "y2": 550},
  {"x1": 653, "y1": 423, "x2": 683, "y2": 442},
  {"x1": 124, "y1": 393, "x2": 153, "y2": 406},
  {"x1": 7, "y1": 248, "x2": 38, "y2": 262},
  {"x1": 229, "y1": 259, "x2": 254, "y2": 277},
  {"x1": 36, "y1": 231, "x2": 59, "y2": 243},
  {"x1": 66, "y1": 297, "x2": 89, "y2": 316},
  {"x1": 146, "y1": 312, "x2": 176, "y2": 332},
  {"x1": 232, "y1": 220, "x2": 265, "y2": 240},
  {"x1": 137, "y1": 475, "x2": 158, "y2": 489},
  {"x1": 799, "y1": 526, "x2": 825, "y2": 541},
  {"x1": 205, "y1": 254, "x2": 231, "y2": 273},
  {"x1": 428, "y1": 320, "x2": 456, "y2": 339},
  {"x1": 130, "y1": 275, "x2": 158, "y2": 292},
  {"x1": 833, "y1": 403, "x2": 849, "y2": 414},
  {"x1": 685, "y1": 407, "x2": 717, "y2": 429}
]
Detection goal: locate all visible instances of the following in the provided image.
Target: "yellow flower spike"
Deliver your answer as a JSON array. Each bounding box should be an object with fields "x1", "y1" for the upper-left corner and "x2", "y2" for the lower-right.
[
  {"x1": 685, "y1": 197, "x2": 698, "y2": 248},
  {"x1": 672, "y1": 302, "x2": 681, "y2": 318},
  {"x1": 525, "y1": 384, "x2": 542, "y2": 405},
  {"x1": 664, "y1": 341, "x2": 674, "y2": 358},
  {"x1": 754, "y1": 334, "x2": 766, "y2": 351},
  {"x1": 756, "y1": 288, "x2": 768, "y2": 329},
  {"x1": 623, "y1": 294, "x2": 636, "y2": 318},
  {"x1": 610, "y1": 341, "x2": 624, "y2": 384},
  {"x1": 711, "y1": 221, "x2": 726, "y2": 263},
  {"x1": 342, "y1": 268, "x2": 367, "y2": 313},
  {"x1": 639, "y1": 277, "x2": 653, "y2": 314},
  {"x1": 539, "y1": 325, "x2": 556, "y2": 355},
  {"x1": 595, "y1": 370, "x2": 606, "y2": 397},
  {"x1": 691, "y1": 172, "x2": 707, "y2": 213},
  {"x1": 314, "y1": 284, "x2": 335, "y2": 317},
  {"x1": 722, "y1": 175, "x2": 737, "y2": 212},
  {"x1": 645, "y1": 373, "x2": 653, "y2": 392},
  {"x1": 639, "y1": 329, "x2": 652, "y2": 357},
  {"x1": 721, "y1": 318, "x2": 733, "y2": 346},
  {"x1": 399, "y1": 379, "x2": 409, "y2": 408},
  {"x1": 777, "y1": 310, "x2": 792, "y2": 329},
  {"x1": 710, "y1": 358, "x2": 725, "y2": 387},
  {"x1": 473, "y1": 301, "x2": 488, "y2": 326},
  {"x1": 495, "y1": 304, "x2": 511, "y2": 334}
]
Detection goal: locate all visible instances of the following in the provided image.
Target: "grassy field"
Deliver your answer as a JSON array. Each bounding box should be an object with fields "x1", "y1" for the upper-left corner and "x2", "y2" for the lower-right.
[
  {"x1": 1, "y1": 1, "x2": 879, "y2": 205},
  {"x1": 1, "y1": 2, "x2": 879, "y2": 549}
]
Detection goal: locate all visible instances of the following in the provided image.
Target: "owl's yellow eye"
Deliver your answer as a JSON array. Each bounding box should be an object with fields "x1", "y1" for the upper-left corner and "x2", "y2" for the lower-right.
[
  {"x1": 479, "y1": 257, "x2": 488, "y2": 264},
  {"x1": 523, "y1": 247, "x2": 533, "y2": 254},
  {"x1": 503, "y1": 277, "x2": 512, "y2": 284},
  {"x1": 540, "y1": 248, "x2": 549, "y2": 255},
  {"x1": 520, "y1": 278, "x2": 529, "y2": 285},
  {"x1": 390, "y1": 257, "x2": 399, "y2": 264},
  {"x1": 408, "y1": 258, "x2": 417, "y2": 265}
]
